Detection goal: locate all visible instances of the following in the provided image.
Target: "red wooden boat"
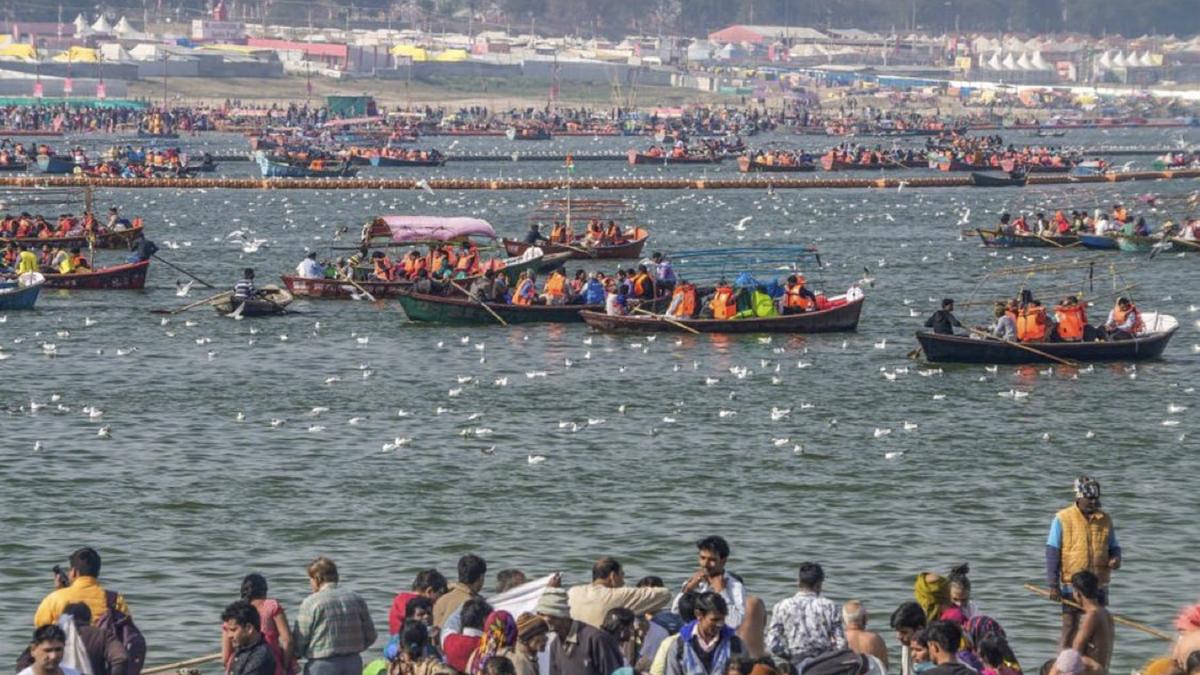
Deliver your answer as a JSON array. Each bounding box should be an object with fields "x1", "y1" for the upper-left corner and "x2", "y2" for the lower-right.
[
  {"x1": 41, "y1": 260, "x2": 150, "y2": 290},
  {"x1": 738, "y1": 156, "x2": 816, "y2": 173},
  {"x1": 502, "y1": 227, "x2": 649, "y2": 260},
  {"x1": 1, "y1": 223, "x2": 145, "y2": 251}
]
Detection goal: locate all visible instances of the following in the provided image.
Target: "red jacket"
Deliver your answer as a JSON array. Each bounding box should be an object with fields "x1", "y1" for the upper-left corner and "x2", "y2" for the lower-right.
[
  {"x1": 442, "y1": 632, "x2": 480, "y2": 673},
  {"x1": 387, "y1": 592, "x2": 419, "y2": 635}
]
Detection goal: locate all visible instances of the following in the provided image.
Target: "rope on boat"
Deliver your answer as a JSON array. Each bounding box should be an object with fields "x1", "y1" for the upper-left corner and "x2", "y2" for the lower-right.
[{"x1": 0, "y1": 169, "x2": 1198, "y2": 191}]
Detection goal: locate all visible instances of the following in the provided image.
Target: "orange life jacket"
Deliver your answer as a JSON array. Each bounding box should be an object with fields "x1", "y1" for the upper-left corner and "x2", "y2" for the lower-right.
[
  {"x1": 631, "y1": 272, "x2": 652, "y2": 297},
  {"x1": 1112, "y1": 302, "x2": 1144, "y2": 334},
  {"x1": 455, "y1": 251, "x2": 477, "y2": 273},
  {"x1": 712, "y1": 286, "x2": 737, "y2": 320},
  {"x1": 544, "y1": 272, "x2": 566, "y2": 298},
  {"x1": 1055, "y1": 305, "x2": 1087, "y2": 341},
  {"x1": 1016, "y1": 306, "x2": 1048, "y2": 342},
  {"x1": 784, "y1": 283, "x2": 815, "y2": 310},
  {"x1": 373, "y1": 257, "x2": 393, "y2": 280},
  {"x1": 513, "y1": 279, "x2": 535, "y2": 305},
  {"x1": 671, "y1": 284, "x2": 696, "y2": 318}
]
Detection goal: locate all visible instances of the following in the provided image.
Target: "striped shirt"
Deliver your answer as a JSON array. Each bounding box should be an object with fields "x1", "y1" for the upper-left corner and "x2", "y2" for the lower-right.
[
  {"x1": 233, "y1": 279, "x2": 256, "y2": 300},
  {"x1": 293, "y1": 583, "x2": 377, "y2": 661}
]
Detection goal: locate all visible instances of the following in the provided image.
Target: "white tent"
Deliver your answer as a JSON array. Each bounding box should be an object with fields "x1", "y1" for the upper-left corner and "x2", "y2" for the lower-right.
[
  {"x1": 1113, "y1": 51, "x2": 1127, "y2": 67},
  {"x1": 99, "y1": 42, "x2": 131, "y2": 62},
  {"x1": 1031, "y1": 51, "x2": 1051, "y2": 70},
  {"x1": 1002, "y1": 52, "x2": 1016, "y2": 70},
  {"x1": 90, "y1": 15, "x2": 112, "y2": 34},
  {"x1": 1139, "y1": 51, "x2": 1156, "y2": 67},
  {"x1": 987, "y1": 51, "x2": 1002, "y2": 70},
  {"x1": 1098, "y1": 50, "x2": 1113, "y2": 70},
  {"x1": 73, "y1": 13, "x2": 88, "y2": 36},
  {"x1": 1017, "y1": 52, "x2": 1033, "y2": 70},
  {"x1": 114, "y1": 17, "x2": 134, "y2": 35}
]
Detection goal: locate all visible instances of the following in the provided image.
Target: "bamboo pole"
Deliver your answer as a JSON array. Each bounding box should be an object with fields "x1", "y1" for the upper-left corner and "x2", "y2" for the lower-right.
[
  {"x1": 141, "y1": 652, "x2": 223, "y2": 675},
  {"x1": 1023, "y1": 584, "x2": 1174, "y2": 641}
]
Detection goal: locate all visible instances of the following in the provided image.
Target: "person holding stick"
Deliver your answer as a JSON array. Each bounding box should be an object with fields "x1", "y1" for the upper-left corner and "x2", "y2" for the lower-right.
[
  {"x1": 1045, "y1": 477, "x2": 1121, "y2": 650},
  {"x1": 1065, "y1": 571, "x2": 1113, "y2": 675}
]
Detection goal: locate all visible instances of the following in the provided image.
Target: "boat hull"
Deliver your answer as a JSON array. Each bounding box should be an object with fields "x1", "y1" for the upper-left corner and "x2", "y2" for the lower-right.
[
  {"x1": 501, "y1": 234, "x2": 648, "y2": 260},
  {"x1": 41, "y1": 260, "x2": 149, "y2": 290},
  {"x1": 976, "y1": 229, "x2": 1078, "y2": 248},
  {"x1": 737, "y1": 157, "x2": 816, "y2": 172},
  {"x1": 1079, "y1": 234, "x2": 1119, "y2": 250},
  {"x1": 37, "y1": 154, "x2": 76, "y2": 174},
  {"x1": 281, "y1": 275, "x2": 410, "y2": 299},
  {"x1": 213, "y1": 287, "x2": 294, "y2": 316},
  {"x1": 970, "y1": 172, "x2": 1028, "y2": 187},
  {"x1": 916, "y1": 329, "x2": 1176, "y2": 364},
  {"x1": 628, "y1": 151, "x2": 721, "y2": 165},
  {"x1": 1, "y1": 224, "x2": 145, "y2": 250},
  {"x1": 580, "y1": 296, "x2": 864, "y2": 334},
  {"x1": 368, "y1": 156, "x2": 445, "y2": 167},
  {"x1": 0, "y1": 280, "x2": 42, "y2": 309},
  {"x1": 397, "y1": 290, "x2": 672, "y2": 324}
]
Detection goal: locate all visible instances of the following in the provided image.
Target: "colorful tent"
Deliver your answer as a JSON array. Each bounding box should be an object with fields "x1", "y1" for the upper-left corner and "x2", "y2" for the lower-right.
[
  {"x1": 53, "y1": 46, "x2": 100, "y2": 62},
  {"x1": 432, "y1": 49, "x2": 468, "y2": 62},
  {"x1": 0, "y1": 43, "x2": 37, "y2": 60},
  {"x1": 390, "y1": 44, "x2": 428, "y2": 61}
]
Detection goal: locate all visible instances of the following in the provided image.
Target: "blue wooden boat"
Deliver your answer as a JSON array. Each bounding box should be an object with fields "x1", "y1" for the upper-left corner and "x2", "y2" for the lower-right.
[
  {"x1": 36, "y1": 154, "x2": 76, "y2": 174},
  {"x1": 0, "y1": 274, "x2": 44, "y2": 310},
  {"x1": 255, "y1": 151, "x2": 356, "y2": 178},
  {"x1": 1115, "y1": 234, "x2": 1165, "y2": 253},
  {"x1": 1079, "y1": 234, "x2": 1119, "y2": 250}
]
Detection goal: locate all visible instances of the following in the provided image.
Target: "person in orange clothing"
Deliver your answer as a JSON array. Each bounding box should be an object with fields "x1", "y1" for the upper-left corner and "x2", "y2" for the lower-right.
[
  {"x1": 1016, "y1": 299, "x2": 1052, "y2": 342},
  {"x1": 1054, "y1": 296, "x2": 1094, "y2": 342},
  {"x1": 34, "y1": 547, "x2": 131, "y2": 629}
]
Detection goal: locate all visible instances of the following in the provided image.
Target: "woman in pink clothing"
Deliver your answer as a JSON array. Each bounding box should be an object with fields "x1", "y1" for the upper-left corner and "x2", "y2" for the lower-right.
[{"x1": 221, "y1": 573, "x2": 297, "y2": 675}]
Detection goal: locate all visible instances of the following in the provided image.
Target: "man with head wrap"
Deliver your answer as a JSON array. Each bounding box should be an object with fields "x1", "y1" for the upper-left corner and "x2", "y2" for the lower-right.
[{"x1": 1045, "y1": 477, "x2": 1121, "y2": 650}]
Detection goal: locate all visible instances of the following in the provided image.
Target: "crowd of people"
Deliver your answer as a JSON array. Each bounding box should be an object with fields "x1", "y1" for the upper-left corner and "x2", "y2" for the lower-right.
[
  {"x1": 16, "y1": 481, "x2": 1200, "y2": 675},
  {"x1": 991, "y1": 205, "x2": 1199, "y2": 240},
  {"x1": 924, "y1": 293, "x2": 1148, "y2": 343},
  {"x1": 0, "y1": 105, "x2": 215, "y2": 134}
]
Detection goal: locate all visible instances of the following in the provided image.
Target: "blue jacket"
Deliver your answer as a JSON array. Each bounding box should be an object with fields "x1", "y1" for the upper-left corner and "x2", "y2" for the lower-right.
[{"x1": 583, "y1": 280, "x2": 605, "y2": 305}]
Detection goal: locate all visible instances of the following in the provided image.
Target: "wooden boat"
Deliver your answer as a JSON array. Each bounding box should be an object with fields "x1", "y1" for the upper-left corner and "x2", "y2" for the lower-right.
[
  {"x1": 502, "y1": 228, "x2": 650, "y2": 260},
  {"x1": 1079, "y1": 234, "x2": 1120, "y2": 250},
  {"x1": 976, "y1": 229, "x2": 1079, "y2": 248},
  {"x1": 1115, "y1": 234, "x2": 1165, "y2": 253},
  {"x1": 37, "y1": 154, "x2": 76, "y2": 174},
  {"x1": 41, "y1": 260, "x2": 149, "y2": 290},
  {"x1": 280, "y1": 275, "x2": 410, "y2": 299},
  {"x1": 820, "y1": 156, "x2": 920, "y2": 171},
  {"x1": 255, "y1": 151, "x2": 356, "y2": 178},
  {"x1": 369, "y1": 154, "x2": 446, "y2": 167},
  {"x1": 916, "y1": 313, "x2": 1178, "y2": 364},
  {"x1": 970, "y1": 171, "x2": 1028, "y2": 187},
  {"x1": 737, "y1": 156, "x2": 816, "y2": 173},
  {"x1": 1, "y1": 223, "x2": 145, "y2": 250},
  {"x1": 0, "y1": 161, "x2": 28, "y2": 172},
  {"x1": 213, "y1": 286, "x2": 294, "y2": 316},
  {"x1": 1168, "y1": 237, "x2": 1200, "y2": 252},
  {"x1": 628, "y1": 150, "x2": 721, "y2": 165},
  {"x1": 580, "y1": 295, "x2": 864, "y2": 334},
  {"x1": 506, "y1": 127, "x2": 552, "y2": 141},
  {"x1": 0, "y1": 273, "x2": 44, "y2": 310},
  {"x1": 396, "y1": 290, "x2": 670, "y2": 325}
]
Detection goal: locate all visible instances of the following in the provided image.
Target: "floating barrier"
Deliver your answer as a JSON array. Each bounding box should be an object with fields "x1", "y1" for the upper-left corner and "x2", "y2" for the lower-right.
[{"x1": 1, "y1": 169, "x2": 1197, "y2": 191}]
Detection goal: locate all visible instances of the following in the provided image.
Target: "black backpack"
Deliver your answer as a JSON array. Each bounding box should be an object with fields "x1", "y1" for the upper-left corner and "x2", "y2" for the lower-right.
[
  {"x1": 97, "y1": 591, "x2": 146, "y2": 675},
  {"x1": 800, "y1": 649, "x2": 870, "y2": 675}
]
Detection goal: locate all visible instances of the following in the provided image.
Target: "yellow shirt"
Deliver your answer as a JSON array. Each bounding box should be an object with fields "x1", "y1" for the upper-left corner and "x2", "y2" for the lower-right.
[
  {"x1": 34, "y1": 576, "x2": 129, "y2": 627},
  {"x1": 16, "y1": 250, "x2": 38, "y2": 275},
  {"x1": 58, "y1": 256, "x2": 77, "y2": 274}
]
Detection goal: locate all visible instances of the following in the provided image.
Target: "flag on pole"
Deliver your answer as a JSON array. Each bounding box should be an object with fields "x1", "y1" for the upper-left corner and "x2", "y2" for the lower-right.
[
  {"x1": 33, "y1": 81, "x2": 43, "y2": 98},
  {"x1": 564, "y1": 153, "x2": 574, "y2": 174},
  {"x1": 96, "y1": 82, "x2": 107, "y2": 99},
  {"x1": 63, "y1": 77, "x2": 73, "y2": 94}
]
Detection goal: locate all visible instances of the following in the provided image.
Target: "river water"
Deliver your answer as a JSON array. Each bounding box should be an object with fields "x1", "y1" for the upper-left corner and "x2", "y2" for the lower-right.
[{"x1": 1, "y1": 128, "x2": 1198, "y2": 669}]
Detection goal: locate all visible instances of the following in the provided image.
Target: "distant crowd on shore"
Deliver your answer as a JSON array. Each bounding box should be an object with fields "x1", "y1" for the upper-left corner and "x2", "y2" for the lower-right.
[{"x1": 15, "y1": 479, "x2": 1200, "y2": 675}]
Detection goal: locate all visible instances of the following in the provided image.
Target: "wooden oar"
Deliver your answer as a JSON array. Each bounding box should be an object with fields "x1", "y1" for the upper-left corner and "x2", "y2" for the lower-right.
[
  {"x1": 152, "y1": 255, "x2": 216, "y2": 289},
  {"x1": 336, "y1": 270, "x2": 376, "y2": 302},
  {"x1": 1033, "y1": 233, "x2": 1069, "y2": 248},
  {"x1": 450, "y1": 280, "x2": 508, "y2": 327},
  {"x1": 1023, "y1": 584, "x2": 1173, "y2": 641},
  {"x1": 141, "y1": 652, "x2": 223, "y2": 675},
  {"x1": 632, "y1": 306, "x2": 700, "y2": 335},
  {"x1": 150, "y1": 290, "x2": 232, "y2": 315},
  {"x1": 965, "y1": 326, "x2": 1080, "y2": 367}
]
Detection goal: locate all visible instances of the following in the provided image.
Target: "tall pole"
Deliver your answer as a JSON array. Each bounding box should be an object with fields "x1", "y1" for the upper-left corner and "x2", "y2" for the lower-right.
[{"x1": 162, "y1": 52, "x2": 168, "y2": 109}]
